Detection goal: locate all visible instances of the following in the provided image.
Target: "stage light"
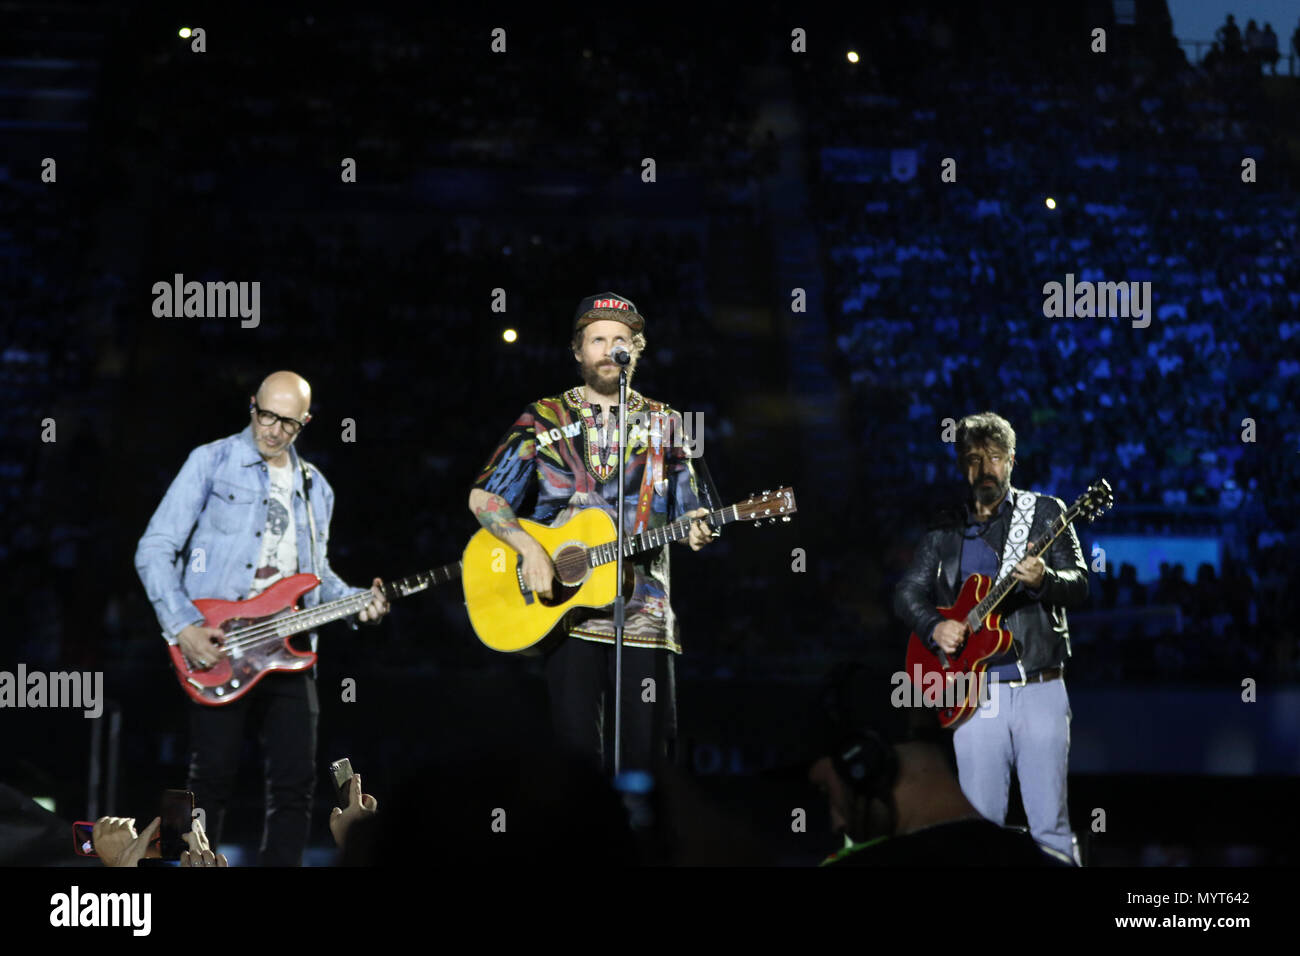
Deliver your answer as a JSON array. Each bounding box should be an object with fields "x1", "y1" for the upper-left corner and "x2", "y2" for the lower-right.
[
  {"x1": 847, "y1": 51, "x2": 859, "y2": 63},
  {"x1": 1045, "y1": 197, "x2": 1057, "y2": 209},
  {"x1": 34, "y1": 796, "x2": 55, "y2": 813},
  {"x1": 179, "y1": 27, "x2": 192, "y2": 38},
  {"x1": 503, "y1": 328, "x2": 518, "y2": 343}
]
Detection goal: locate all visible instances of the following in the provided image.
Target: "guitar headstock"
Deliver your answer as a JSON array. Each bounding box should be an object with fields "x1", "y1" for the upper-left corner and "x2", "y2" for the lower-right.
[
  {"x1": 1069, "y1": 478, "x2": 1114, "y2": 524},
  {"x1": 735, "y1": 487, "x2": 797, "y2": 526}
]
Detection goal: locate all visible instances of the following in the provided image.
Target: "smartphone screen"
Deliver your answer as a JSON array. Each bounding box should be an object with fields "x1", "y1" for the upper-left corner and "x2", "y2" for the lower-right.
[
  {"x1": 328, "y1": 758, "x2": 354, "y2": 809},
  {"x1": 72, "y1": 822, "x2": 97, "y2": 857},
  {"x1": 159, "y1": 789, "x2": 194, "y2": 861}
]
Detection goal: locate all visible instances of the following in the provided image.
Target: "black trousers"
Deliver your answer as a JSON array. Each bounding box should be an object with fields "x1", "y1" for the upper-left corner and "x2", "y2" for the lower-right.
[
  {"x1": 186, "y1": 671, "x2": 318, "y2": 866},
  {"x1": 543, "y1": 637, "x2": 677, "y2": 774}
]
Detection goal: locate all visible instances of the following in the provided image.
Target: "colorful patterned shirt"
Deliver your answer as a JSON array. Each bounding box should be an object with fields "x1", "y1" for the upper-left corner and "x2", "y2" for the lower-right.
[{"x1": 473, "y1": 386, "x2": 703, "y2": 653}]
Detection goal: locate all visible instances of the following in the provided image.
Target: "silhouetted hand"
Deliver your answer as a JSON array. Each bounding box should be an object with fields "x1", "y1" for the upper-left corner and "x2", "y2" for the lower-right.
[
  {"x1": 329, "y1": 773, "x2": 378, "y2": 850},
  {"x1": 180, "y1": 816, "x2": 228, "y2": 867},
  {"x1": 93, "y1": 816, "x2": 161, "y2": 867}
]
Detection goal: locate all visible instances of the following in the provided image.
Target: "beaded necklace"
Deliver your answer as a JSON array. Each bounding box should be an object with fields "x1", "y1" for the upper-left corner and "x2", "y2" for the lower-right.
[
  {"x1": 564, "y1": 386, "x2": 645, "y2": 483},
  {"x1": 580, "y1": 401, "x2": 620, "y2": 481}
]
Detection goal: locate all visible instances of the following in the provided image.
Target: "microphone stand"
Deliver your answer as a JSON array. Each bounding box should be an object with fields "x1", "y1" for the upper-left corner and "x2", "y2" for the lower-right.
[{"x1": 613, "y1": 362, "x2": 628, "y2": 777}]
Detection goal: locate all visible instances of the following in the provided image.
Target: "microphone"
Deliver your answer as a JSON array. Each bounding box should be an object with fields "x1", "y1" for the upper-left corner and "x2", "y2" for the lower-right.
[{"x1": 611, "y1": 344, "x2": 632, "y2": 366}]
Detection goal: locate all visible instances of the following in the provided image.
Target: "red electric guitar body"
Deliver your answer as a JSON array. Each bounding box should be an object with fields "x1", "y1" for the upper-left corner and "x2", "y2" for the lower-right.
[
  {"x1": 166, "y1": 560, "x2": 463, "y2": 706},
  {"x1": 902, "y1": 479, "x2": 1114, "y2": 730},
  {"x1": 904, "y1": 573, "x2": 1011, "y2": 729},
  {"x1": 168, "y1": 574, "x2": 322, "y2": 706}
]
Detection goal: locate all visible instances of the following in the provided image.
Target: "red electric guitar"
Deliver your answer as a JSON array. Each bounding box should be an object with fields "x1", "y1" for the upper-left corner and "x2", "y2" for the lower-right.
[
  {"x1": 903, "y1": 479, "x2": 1113, "y2": 729},
  {"x1": 168, "y1": 564, "x2": 461, "y2": 706}
]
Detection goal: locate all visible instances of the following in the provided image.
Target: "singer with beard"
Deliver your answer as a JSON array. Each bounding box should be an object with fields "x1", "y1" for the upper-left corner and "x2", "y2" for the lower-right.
[{"x1": 467, "y1": 293, "x2": 716, "y2": 773}]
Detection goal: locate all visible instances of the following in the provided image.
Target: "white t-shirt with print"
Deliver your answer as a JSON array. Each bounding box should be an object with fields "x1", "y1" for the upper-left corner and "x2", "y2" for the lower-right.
[{"x1": 249, "y1": 460, "x2": 298, "y2": 597}]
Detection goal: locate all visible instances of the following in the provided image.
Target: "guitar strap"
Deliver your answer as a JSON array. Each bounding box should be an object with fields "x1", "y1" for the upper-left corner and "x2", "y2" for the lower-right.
[
  {"x1": 299, "y1": 457, "x2": 319, "y2": 578},
  {"x1": 632, "y1": 411, "x2": 665, "y2": 535},
  {"x1": 997, "y1": 488, "x2": 1038, "y2": 584},
  {"x1": 297, "y1": 456, "x2": 325, "y2": 656}
]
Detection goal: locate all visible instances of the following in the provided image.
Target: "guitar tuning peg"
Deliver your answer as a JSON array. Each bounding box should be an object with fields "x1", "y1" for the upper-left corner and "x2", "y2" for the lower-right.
[{"x1": 781, "y1": 516, "x2": 790, "y2": 522}]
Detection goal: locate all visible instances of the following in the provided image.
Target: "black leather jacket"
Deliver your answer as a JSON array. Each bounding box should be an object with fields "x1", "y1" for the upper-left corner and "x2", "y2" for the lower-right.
[{"x1": 892, "y1": 487, "x2": 1089, "y2": 678}]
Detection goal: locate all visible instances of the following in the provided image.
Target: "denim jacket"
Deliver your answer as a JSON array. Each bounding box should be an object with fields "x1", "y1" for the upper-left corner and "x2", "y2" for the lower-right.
[{"x1": 135, "y1": 425, "x2": 365, "y2": 644}]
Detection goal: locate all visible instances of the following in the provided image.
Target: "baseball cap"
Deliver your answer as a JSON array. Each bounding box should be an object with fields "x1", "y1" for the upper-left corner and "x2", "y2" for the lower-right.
[{"x1": 573, "y1": 292, "x2": 646, "y2": 335}]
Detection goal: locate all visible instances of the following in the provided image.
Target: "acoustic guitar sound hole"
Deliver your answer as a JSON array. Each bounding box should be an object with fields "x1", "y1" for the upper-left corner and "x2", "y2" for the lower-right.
[{"x1": 552, "y1": 546, "x2": 589, "y2": 586}]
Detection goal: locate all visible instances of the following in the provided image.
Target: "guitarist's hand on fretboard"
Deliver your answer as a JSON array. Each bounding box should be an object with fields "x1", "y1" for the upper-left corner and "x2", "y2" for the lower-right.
[
  {"x1": 357, "y1": 577, "x2": 391, "y2": 624},
  {"x1": 1010, "y1": 541, "x2": 1047, "y2": 591},
  {"x1": 685, "y1": 508, "x2": 716, "y2": 551}
]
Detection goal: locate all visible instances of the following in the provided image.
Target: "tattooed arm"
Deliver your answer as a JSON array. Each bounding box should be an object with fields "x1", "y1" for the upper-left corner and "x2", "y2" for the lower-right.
[
  {"x1": 469, "y1": 489, "x2": 534, "y2": 550},
  {"x1": 467, "y1": 488, "x2": 555, "y2": 598}
]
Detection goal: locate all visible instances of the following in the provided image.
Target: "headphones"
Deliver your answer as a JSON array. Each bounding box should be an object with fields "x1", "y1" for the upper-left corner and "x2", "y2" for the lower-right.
[{"x1": 830, "y1": 729, "x2": 898, "y2": 803}]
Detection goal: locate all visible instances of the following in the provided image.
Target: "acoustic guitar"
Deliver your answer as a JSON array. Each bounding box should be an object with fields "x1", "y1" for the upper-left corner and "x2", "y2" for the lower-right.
[{"x1": 463, "y1": 488, "x2": 797, "y2": 652}]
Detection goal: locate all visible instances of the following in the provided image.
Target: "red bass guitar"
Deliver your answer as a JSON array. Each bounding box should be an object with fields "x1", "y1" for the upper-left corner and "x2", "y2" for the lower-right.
[
  {"x1": 169, "y1": 564, "x2": 460, "y2": 706},
  {"x1": 903, "y1": 479, "x2": 1113, "y2": 729}
]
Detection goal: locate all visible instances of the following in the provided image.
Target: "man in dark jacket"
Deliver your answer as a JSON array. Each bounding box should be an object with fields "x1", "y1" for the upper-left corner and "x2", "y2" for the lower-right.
[{"x1": 893, "y1": 412, "x2": 1089, "y2": 863}]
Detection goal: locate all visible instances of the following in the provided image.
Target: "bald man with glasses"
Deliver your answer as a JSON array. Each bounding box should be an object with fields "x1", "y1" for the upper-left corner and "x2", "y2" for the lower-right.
[{"x1": 135, "y1": 370, "x2": 388, "y2": 865}]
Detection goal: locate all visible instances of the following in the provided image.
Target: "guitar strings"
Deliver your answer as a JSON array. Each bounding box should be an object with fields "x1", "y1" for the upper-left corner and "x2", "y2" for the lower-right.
[
  {"x1": 212, "y1": 566, "x2": 453, "y2": 654},
  {"x1": 590, "y1": 505, "x2": 733, "y2": 564},
  {"x1": 209, "y1": 513, "x2": 710, "y2": 658},
  {"x1": 194, "y1": 502, "x2": 757, "y2": 666},
  {"x1": 209, "y1": 591, "x2": 375, "y2": 654}
]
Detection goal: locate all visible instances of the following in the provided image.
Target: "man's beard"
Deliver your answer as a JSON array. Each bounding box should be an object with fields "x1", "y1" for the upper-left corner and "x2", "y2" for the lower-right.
[
  {"x1": 975, "y1": 475, "x2": 1007, "y2": 506},
  {"x1": 579, "y1": 357, "x2": 633, "y2": 396}
]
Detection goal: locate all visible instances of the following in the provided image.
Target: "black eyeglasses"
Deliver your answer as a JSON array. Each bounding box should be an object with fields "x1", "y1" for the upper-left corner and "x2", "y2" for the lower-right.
[{"x1": 250, "y1": 401, "x2": 310, "y2": 435}]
